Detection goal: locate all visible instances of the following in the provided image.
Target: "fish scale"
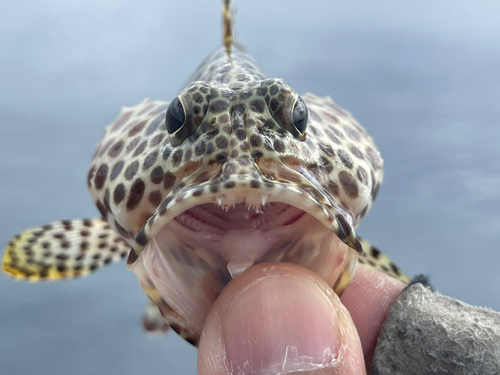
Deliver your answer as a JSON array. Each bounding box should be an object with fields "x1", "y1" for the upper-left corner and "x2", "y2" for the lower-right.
[{"x1": 2, "y1": 0, "x2": 409, "y2": 346}]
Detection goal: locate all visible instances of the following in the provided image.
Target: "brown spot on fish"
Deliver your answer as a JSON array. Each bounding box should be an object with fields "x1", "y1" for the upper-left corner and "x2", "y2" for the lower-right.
[
  {"x1": 195, "y1": 141, "x2": 207, "y2": 156},
  {"x1": 94, "y1": 164, "x2": 108, "y2": 190},
  {"x1": 339, "y1": 171, "x2": 359, "y2": 198},
  {"x1": 172, "y1": 150, "x2": 183, "y2": 165},
  {"x1": 114, "y1": 183, "x2": 126, "y2": 204},
  {"x1": 133, "y1": 140, "x2": 148, "y2": 157},
  {"x1": 126, "y1": 137, "x2": 140, "y2": 154},
  {"x1": 108, "y1": 140, "x2": 124, "y2": 158},
  {"x1": 128, "y1": 120, "x2": 147, "y2": 136},
  {"x1": 143, "y1": 151, "x2": 158, "y2": 170},
  {"x1": 162, "y1": 146, "x2": 172, "y2": 160},
  {"x1": 250, "y1": 99, "x2": 265, "y2": 113},
  {"x1": 148, "y1": 190, "x2": 162, "y2": 206},
  {"x1": 319, "y1": 143, "x2": 335, "y2": 157},
  {"x1": 349, "y1": 145, "x2": 364, "y2": 160},
  {"x1": 98, "y1": 139, "x2": 115, "y2": 157},
  {"x1": 192, "y1": 187, "x2": 204, "y2": 197},
  {"x1": 273, "y1": 139, "x2": 285, "y2": 153},
  {"x1": 110, "y1": 161, "x2": 125, "y2": 180},
  {"x1": 163, "y1": 172, "x2": 176, "y2": 190},
  {"x1": 127, "y1": 179, "x2": 145, "y2": 210},
  {"x1": 150, "y1": 134, "x2": 164, "y2": 147},
  {"x1": 125, "y1": 161, "x2": 139, "y2": 180},
  {"x1": 150, "y1": 166, "x2": 164, "y2": 184},
  {"x1": 250, "y1": 135, "x2": 262, "y2": 147},
  {"x1": 82, "y1": 219, "x2": 93, "y2": 227},
  {"x1": 146, "y1": 113, "x2": 164, "y2": 135},
  {"x1": 357, "y1": 167, "x2": 368, "y2": 186},
  {"x1": 257, "y1": 86, "x2": 268, "y2": 96},
  {"x1": 338, "y1": 150, "x2": 354, "y2": 169},
  {"x1": 215, "y1": 136, "x2": 228, "y2": 149},
  {"x1": 210, "y1": 100, "x2": 229, "y2": 113},
  {"x1": 235, "y1": 129, "x2": 246, "y2": 141},
  {"x1": 209, "y1": 183, "x2": 219, "y2": 193}
]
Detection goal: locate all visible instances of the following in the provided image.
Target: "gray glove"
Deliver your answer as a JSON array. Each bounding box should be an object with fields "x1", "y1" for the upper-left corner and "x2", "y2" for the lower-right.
[{"x1": 373, "y1": 283, "x2": 500, "y2": 374}]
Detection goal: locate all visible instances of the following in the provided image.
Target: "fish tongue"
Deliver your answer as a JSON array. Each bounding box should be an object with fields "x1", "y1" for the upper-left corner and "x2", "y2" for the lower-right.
[
  {"x1": 219, "y1": 229, "x2": 279, "y2": 278},
  {"x1": 227, "y1": 259, "x2": 255, "y2": 279}
]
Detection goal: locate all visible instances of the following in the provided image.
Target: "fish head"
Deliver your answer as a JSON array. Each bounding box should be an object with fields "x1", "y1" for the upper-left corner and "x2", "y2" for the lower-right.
[{"x1": 88, "y1": 68, "x2": 383, "y2": 345}]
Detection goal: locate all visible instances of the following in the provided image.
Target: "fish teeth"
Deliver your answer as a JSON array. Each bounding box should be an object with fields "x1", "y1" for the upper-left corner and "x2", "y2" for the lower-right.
[{"x1": 212, "y1": 193, "x2": 273, "y2": 210}]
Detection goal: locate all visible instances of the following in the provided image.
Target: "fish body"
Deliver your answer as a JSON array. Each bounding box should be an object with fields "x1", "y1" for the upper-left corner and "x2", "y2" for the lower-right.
[{"x1": 2, "y1": 0, "x2": 408, "y2": 345}]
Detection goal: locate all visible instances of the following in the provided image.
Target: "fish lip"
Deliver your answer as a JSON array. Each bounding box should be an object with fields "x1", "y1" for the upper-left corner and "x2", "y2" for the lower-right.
[{"x1": 126, "y1": 177, "x2": 362, "y2": 266}]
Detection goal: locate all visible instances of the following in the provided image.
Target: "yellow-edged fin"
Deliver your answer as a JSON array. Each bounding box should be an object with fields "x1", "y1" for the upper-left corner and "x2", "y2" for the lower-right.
[
  {"x1": 358, "y1": 237, "x2": 410, "y2": 284},
  {"x1": 2, "y1": 218, "x2": 129, "y2": 281}
]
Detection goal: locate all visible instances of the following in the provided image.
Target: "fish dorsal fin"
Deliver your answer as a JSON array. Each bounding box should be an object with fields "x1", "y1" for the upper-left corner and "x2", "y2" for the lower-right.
[
  {"x1": 223, "y1": 0, "x2": 233, "y2": 55},
  {"x1": 222, "y1": 0, "x2": 247, "y2": 55}
]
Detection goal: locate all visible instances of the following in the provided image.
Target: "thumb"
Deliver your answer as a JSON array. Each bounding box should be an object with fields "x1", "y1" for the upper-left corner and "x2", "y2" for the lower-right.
[{"x1": 198, "y1": 263, "x2": 366, "y2": 375}]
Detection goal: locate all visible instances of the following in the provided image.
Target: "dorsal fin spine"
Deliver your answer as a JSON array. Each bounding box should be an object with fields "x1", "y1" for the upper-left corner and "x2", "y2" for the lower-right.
[{"x1": 222, "y1": 0, "x2": 233, "y2": 54}]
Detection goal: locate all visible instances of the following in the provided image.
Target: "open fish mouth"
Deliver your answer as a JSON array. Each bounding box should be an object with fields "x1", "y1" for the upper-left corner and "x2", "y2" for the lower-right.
[
  {"x1": 128, "y1": 177, "x2": 361, "y2": 344},
  {"x1": 176, "y1": 201, "x2": 305, "y2": 235},
  {"x1": 172, "y1": 201, "x2": 305, "y2": 277}
]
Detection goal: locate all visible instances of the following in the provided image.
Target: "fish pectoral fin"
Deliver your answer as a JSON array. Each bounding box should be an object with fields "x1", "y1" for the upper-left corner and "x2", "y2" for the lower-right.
[
  {"x1": 358, "y1": 237, "x2": 410, "y2": 284},
  {"x1": 142, "y1": 301, "x2": 170, "y2": 336},
  {"x1": 2, "y1": 218, "x2": 130, "y2": 281}
]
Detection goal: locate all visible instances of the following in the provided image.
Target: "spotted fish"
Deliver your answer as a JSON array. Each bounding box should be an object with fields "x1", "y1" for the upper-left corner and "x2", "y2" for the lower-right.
[{"x1": 2, "y1": 0, "x2": 409, "y2": 346}]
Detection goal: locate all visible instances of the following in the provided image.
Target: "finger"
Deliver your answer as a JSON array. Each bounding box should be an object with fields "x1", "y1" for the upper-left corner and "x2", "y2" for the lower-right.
[
  {"x1": 198, "y1": 263, "x2": 366, "y2": 375},
  {"x1": 340, "y1": 266, "x2": 405, "y2": 370}
]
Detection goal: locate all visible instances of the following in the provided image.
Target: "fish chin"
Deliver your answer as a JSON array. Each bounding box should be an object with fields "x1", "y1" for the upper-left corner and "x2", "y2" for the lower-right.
[{"x1": 130, "y1": 200, "x2": 358, "y2": 341}]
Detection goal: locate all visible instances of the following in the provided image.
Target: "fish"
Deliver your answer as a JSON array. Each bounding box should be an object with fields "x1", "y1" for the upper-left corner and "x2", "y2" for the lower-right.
[{"x1": 2, "y1": 0, "x2": 409, "y2": 347}]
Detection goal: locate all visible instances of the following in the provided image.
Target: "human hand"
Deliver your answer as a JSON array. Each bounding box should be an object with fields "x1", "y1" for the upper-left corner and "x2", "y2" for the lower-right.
[{"x1": 198, "y1": 263, "x2": 405, "y2": 375}]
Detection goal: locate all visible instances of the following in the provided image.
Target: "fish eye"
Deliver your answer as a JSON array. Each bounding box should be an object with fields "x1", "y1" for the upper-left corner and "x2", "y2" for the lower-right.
[
  {"x1": 292, "y1": 96, "x2": 308, "y2": 135},
  {"x1": 166, "y1": 97, "x2": 186, "y2": 134}
]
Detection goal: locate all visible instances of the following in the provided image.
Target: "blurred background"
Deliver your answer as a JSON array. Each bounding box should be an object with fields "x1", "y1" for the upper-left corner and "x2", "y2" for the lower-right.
[{"x1": 1, "y1": 1, "x2": 499, "y2": 374}]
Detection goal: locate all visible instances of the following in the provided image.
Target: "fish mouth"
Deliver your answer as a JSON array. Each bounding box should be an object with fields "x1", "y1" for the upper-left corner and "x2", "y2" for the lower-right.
[
  {"x1": 128, "y1": 177, "x2": 361, "y2": 344},
  {"x1": 174, "y1": 201, "x2": 304, "y2": 274},
  {"x1": 171, "y1": 201, "x2": 305, "y2": 278}
]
